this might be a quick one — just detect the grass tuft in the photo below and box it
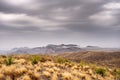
[57,57,65,64]
[95,68,106,76]
[32,55,40,64]
[5,56,14,66]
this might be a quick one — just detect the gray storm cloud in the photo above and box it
[0,0,120,50]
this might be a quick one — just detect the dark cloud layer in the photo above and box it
[0,0,120,50]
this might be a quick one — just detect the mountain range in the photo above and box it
[6,44,81,54]
[0,44,120,54]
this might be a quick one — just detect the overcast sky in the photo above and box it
[0,0,120,50]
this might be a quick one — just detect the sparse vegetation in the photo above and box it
[0,54,118,80]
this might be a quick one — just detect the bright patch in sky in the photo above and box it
[103,2,120,9]
[5,0,32,5]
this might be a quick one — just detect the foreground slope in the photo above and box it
[0,54,120,80]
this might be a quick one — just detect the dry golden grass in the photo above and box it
[0,54,119,80]
[0,73,4,80]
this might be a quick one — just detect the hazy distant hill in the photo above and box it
[0,50,7,54]
[7,44,81,54]
[84,46,120,52]
[1,44,120,55]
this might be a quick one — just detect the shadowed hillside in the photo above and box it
[59,51,120,68]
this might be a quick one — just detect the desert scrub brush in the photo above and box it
[53,67,60,72]
[51,73,58,80]
[14,59,26,64]
[5,76,12,80]
[2,65,16,75]
[45,68,54,73]
[22,75,31,80]
[62,72,73,80]
[71,70,81,76]
[95,67,106,77]
[85,75,92,80]
[35,66,41,72]
[14,67,27,76]
[42,71,51,78]
[31,55,40,65]
[87,69,93,75]
[117,69,120,76]
[33,72,41,79]
[79,73,86,79]
[0,73,5,80]
[73,76,80,80]
[57,57,66,64]
[39,56,46,62]
[79,61,86,67]
[116,69,120,80]
[5,56,14,66]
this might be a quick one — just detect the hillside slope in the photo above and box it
[59,51,120,68]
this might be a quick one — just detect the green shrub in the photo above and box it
[57,57,66,64]
[5,56,14,66]
[32,55,40,64]
[95,68,106,76]
[116,69,120,77]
